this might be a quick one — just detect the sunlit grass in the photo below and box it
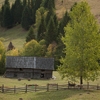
[1,71,100,100]
[0,25,28,49]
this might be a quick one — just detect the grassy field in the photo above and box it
[0,25,28,49]
[0,71,100,100]
[1,89,100,100]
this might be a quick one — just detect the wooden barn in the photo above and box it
[5,56,54,79]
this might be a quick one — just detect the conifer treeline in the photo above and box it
[0,0,55,28]
[0,0,70,69]
[0,0,40,29]
[0,0,70,38]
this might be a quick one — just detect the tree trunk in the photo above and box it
[80,75,83,84]
[80,75,83,89]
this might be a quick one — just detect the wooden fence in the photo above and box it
[0,82,100,93]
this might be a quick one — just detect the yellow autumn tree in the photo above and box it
[0,41,5,74]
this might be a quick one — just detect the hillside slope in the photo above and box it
[0,0,100,49]
[0,0,100,19]
[55,0,100,22]
[0,25,28,49]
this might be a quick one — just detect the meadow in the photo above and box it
[0,25,28,49]
[1,71,100,100]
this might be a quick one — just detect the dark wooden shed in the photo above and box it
[5,56,54,79]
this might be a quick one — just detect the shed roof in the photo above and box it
[5,56,54,70]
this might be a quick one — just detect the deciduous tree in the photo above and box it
[0,41,5,74]
[58,1,100,84]
[21,40,43,56]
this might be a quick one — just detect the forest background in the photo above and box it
[0,0,100,76]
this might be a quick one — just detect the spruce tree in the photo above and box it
[58,10,70,36]
[37,16,46,41]
[41,0,55,9]
[26,26,35,42]
[34,0,42,10]
[4,0,10,7]
[45,9,54,26]
[3,5,12,28]
[21,5,33,30]
[28,0,31,7]
[47,0,55,10]
[0,0,10,27]
[41,0,48,8]
[10,3,15,26]
[45,16,57,45]
[31,0,35,24]
[23,0,27,8]
[13,0,23,24]
[31,0,36,8]
[32,0,42,24]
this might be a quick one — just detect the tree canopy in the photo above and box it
[58,1,100,84]
[26,26,35,42]
[21,40,43,56]
[0,41,5,74]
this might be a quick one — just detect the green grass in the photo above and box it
[0,25,28,49]
[0,71,67,87]
[1,89,100,100]
[1,71,100,100]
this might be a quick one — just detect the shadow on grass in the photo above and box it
[29,89,85,100]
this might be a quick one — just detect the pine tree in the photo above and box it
[41,0,48,8]
[10,3,15,26]
[21,5,33,30]
[0,0,10,27]
[13,0,23,24]
[45,16,57,45]
[34,0,42,10]
[41,0,55,9]
[3,5,12,28]
[31,0,35,8]
[45,9,54,26]
[47,0,55,10]
[58,10,70,36]
[28,0,31,7]
[26,26,35,42]
[53,14,58,27]
[37,16,46,41]
[32,0,42,24]
[23,0,27,8]
[4,0,10,7]
[31,0,35,24]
